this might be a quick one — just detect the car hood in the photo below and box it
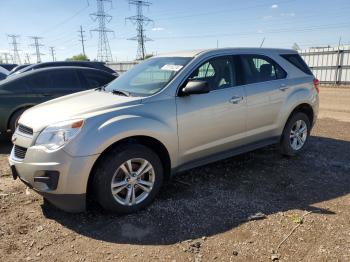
[19,90,142,133]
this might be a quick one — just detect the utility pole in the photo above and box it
[49,46,56,61]
[29,36,44,63]
[78,25,87,57]
[126,0,153,60]
[8,34,22,65]
[90,0,113,62]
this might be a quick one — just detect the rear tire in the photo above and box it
[92,144,164,214]
[280,112,311,156]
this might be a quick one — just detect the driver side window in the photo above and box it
[187,56,235,91]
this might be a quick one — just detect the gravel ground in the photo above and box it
[0,88,349,261]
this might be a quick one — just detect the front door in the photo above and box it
[176,55,247,165]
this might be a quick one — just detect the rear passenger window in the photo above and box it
[240,55,286,84]
[27,73,51,89]
[50,70,81,89]
[281,54,313,75]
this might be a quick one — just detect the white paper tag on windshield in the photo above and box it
[161,64,183,71]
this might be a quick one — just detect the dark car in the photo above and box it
[11,61,118,76]
[0,66,116,134]
[9,64,32,75]
[0,64,18,71]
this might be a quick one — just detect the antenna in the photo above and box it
[90,0,114,62]
[260,37,265,48]
[126,0,153,60]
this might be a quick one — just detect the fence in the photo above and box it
[107,61,140,74]
[299,45,350,85]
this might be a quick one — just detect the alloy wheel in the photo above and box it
[110,158,155,206]
[290,119,308,150]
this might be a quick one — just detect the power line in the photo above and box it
[78,25,87,56]
[151,22,350,41]
[41,3,90,36]
[29,36,44,63]
[49,46,56,61]
[90,0,114,62]
[126,0,153,60]
[7,34,22,65]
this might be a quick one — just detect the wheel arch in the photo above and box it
[7,105,33,131]
[287,103,314,126]
[86,135,172,198]
[280,103,314,143]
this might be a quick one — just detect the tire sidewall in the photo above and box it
[94,144,163,213]
[281,112,311,156]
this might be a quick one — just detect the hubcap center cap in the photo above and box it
[128,175,138,185]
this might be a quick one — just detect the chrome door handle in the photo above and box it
[279,84,289,91]
[229,96,243,104]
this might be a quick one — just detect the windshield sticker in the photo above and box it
[161,64,184,71]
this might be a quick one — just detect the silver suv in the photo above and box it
[9,48,319,213]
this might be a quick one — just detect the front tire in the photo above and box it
[92,144,164,214]
[280,112,311,156]
[9,108,27,134]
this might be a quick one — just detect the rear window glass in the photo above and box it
[281,54,313,75]
[240,55,287,84]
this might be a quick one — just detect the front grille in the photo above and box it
[18,124,33,136]
[14,145,27,160]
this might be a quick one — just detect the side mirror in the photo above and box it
[182,80,210,95]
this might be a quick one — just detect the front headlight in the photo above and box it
[35,119,85,150]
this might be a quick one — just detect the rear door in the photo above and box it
[239,54,287,141]
[176,55,247,164]
[28,69,83,100]
[25,71,54,103]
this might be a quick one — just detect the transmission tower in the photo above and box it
[90,0,113,62]
[24,53,31,64]
[126,0,153,60]
[49,47,56,61]
[78,25,87,57]
[1,53,12,64]
[29,36,44,63]
[8,34,22,65]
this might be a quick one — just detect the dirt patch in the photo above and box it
[1,118,350,261]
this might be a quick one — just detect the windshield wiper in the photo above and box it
[111,89,131,97]
[95,84,107,91]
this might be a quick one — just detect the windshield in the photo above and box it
[105,57,192,96]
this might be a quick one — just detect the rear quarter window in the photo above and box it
[281,54,313,75]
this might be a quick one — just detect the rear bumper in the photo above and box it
[8,144,99,213]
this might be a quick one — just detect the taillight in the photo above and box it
[313,78,320,94]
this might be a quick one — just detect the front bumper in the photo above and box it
[8,140,99,213]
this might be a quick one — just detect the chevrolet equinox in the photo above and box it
[9,48,319,213]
